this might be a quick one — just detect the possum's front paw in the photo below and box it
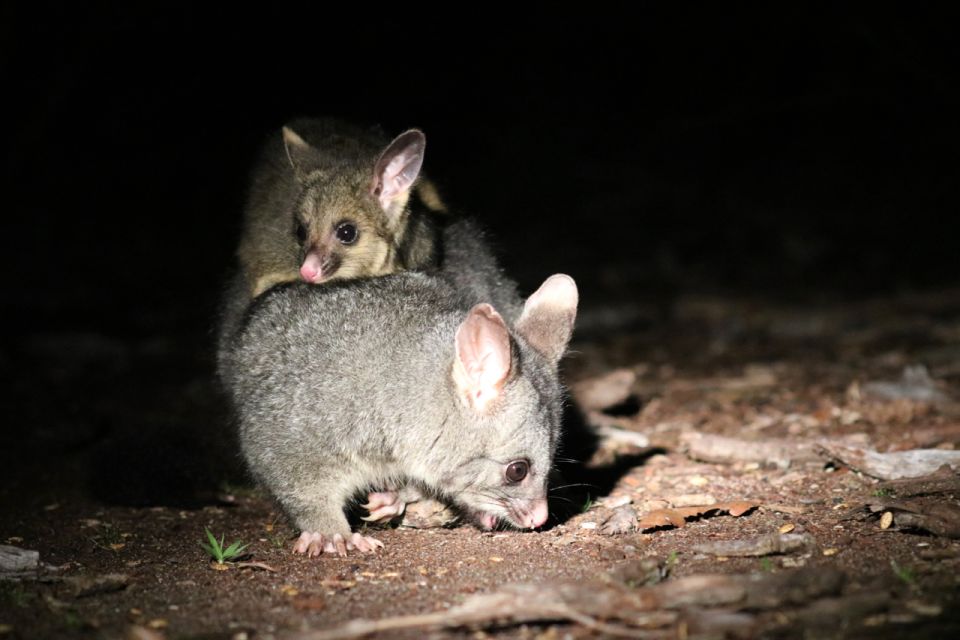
[361,491,408,522]
[293,531,384,557]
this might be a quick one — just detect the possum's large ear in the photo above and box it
[282,126,315,180]
[516,275,579,364]
[452,303,512,414]
[372,129,425,218]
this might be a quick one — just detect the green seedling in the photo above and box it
[890,559,916,588]
[759,557,774,572]
[873,488,894,498]
[200,527,249,565]
[581,494,594,513]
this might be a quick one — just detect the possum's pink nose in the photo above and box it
[523,498,549,529]
[299,252,324,283]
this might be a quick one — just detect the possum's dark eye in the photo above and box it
[335,221,359,245]
[504,460,529,483]
[294,221,307,244]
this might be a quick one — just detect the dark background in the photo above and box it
[6,5,959,339]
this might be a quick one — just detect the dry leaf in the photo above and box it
[639,501,758,531]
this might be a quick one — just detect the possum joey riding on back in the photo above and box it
[237,118,442,298]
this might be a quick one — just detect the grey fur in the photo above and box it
[219,272,577,539]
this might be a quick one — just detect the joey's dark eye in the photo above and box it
[505,460,529,483]
[295,221,307,244]
[335,221,359,245]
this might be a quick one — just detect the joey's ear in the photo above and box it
[372,129,425,215]
[515,274,578,364]
[282,126,315,179]
[452,303,512,414]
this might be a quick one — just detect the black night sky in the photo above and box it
[5,5,959,335]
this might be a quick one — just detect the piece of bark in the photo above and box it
[592,423,650,449]
[0,545,39,579]
[571,368,637,411]
[654,567,844,610]
[788,591,891,628]
[63,573,130,598]
[872,464,960,497]
[818,443,960,480]
[741,568,846,609]
[862,365,950,404]
[681,432,820,468]
[683,609,756,637]
[601,505,639,535]
[691,532,814,557]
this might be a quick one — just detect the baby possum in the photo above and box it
[220,271,578,556]
[237,117,444,299]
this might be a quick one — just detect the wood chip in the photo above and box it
[778,523,796,534]
[125,624,165,640]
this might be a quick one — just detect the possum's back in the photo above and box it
[222,273,464,455]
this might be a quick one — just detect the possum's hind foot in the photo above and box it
[361,491,408,522]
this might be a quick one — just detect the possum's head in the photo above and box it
[438,275,578,531]
[282,126,425,284]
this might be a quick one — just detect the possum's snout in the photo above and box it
[515,497,549,529]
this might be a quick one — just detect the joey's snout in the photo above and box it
[300,246,341,283]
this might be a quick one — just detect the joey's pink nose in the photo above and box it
[300,252,324,283]
[524,498,549,529]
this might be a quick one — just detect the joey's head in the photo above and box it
[438,275,578,531]
[281,126,426,284]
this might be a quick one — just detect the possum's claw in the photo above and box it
[361,491,407,522]
[293,531,327,557]
[293,530,383,557]
[347,532,384,553]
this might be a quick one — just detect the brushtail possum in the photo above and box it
[237,117,444,299]
[219,271,578,556]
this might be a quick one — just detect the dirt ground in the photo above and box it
[4,285,960,639]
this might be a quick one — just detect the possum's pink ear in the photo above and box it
[282,126,316,180]
[453,303,512,414]
[516,274,578,364]
[372,129,425,216]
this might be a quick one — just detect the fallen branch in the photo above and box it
[691,532,814,557]
[681,432,820,468]
[817,443,960,480]
[0,545,39,580]
[865,499,960,538]
[295,567,844,639]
